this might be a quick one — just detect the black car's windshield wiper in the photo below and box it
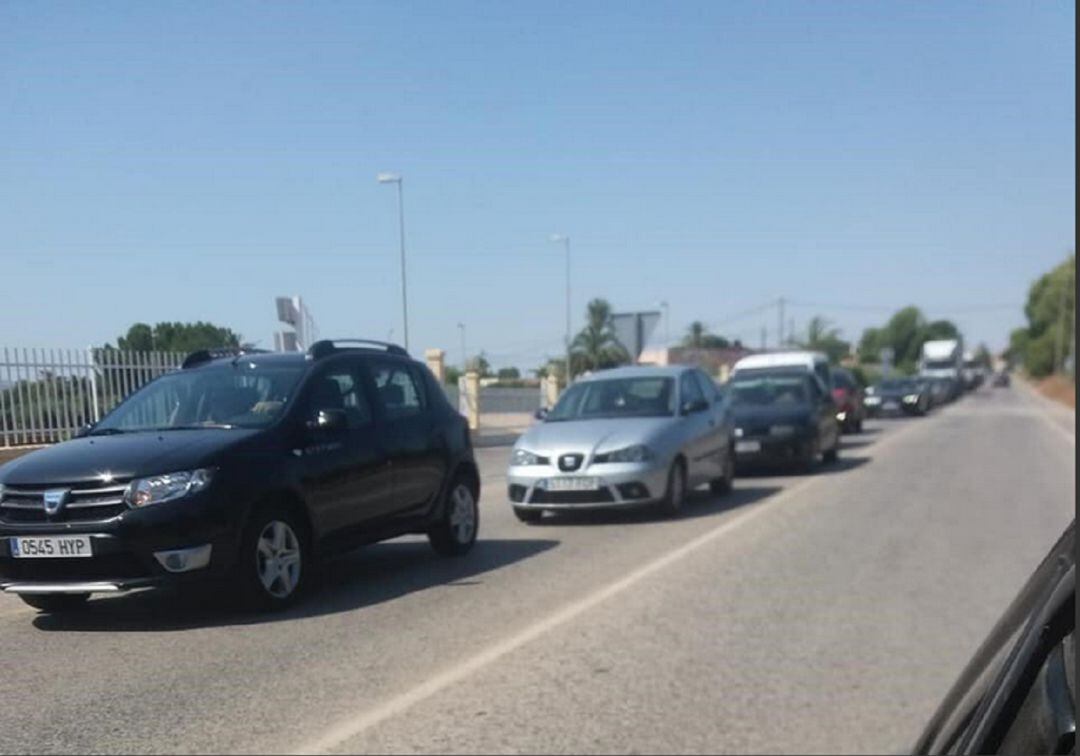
[155,424,235,431]
[85,427,128,436]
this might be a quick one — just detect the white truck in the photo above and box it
[919,339,963,384]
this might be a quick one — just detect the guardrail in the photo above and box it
[0,348,184,447]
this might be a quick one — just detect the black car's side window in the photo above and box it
[369,361,426,420]
[306,368,372,429]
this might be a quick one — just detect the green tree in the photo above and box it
[682,321,730,349]
[570,299,631,376]
[1011,254,1075,377]
[466,352,492,377]
[801,315,851,364]
[444,366,462,385]
[497,367,521,381]
[114,321,242,353]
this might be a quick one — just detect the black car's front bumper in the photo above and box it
[0,494,242,594]
[732,431,815,467]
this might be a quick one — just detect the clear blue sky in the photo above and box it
[1,1,1074,368]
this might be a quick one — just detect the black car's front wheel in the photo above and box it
[239,506,308,611]
[19,593,90,613]
[429,476,479,556]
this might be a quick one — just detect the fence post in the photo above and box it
[543,375,560,409]
[464,370,480,431]
[424,348,446,383]
[87,347,100,423]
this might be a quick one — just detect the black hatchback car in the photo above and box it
[0,340,480,613]
[726,369,841,471]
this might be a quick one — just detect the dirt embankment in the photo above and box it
[1034,373,1076,409]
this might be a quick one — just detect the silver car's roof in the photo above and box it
[576,365,693,382]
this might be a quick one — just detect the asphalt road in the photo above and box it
[0,383,1073,754]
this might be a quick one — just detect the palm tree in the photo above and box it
[570,299,630,377]
[684,321,707,348]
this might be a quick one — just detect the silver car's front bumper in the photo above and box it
[507,461,670,509]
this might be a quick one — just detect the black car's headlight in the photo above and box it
[595,444,653,463]
[124,469,214,508]
[903,394,920,404]
[511,449,548,466]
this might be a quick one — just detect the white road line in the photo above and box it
[294,417,929,755]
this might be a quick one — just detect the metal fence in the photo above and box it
[0,348,185,447]
[477,386,544,414]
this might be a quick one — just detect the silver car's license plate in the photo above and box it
[735,440,762,453]
[547,477,599,491]
[10,535,93,559]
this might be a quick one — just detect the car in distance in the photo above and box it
[507,366,734,522]
[830,367,865,433]
[0,339,480,613]
[992,370,1011,388]
[726,369,840,471]
[864,378,931,417]
[914,520,1074,755]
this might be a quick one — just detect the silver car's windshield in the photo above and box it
[547,377,675,421]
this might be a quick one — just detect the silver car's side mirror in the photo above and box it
[534,407,549,421]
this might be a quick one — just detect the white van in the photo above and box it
[731,351,833,392]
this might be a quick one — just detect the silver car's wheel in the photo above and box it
[256,520,303,599]
[661,461,687,517]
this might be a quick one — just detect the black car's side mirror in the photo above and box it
[307,409,348,432]
[534,407,549,421]
[681,398,710,415]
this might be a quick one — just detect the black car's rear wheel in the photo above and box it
[19,593,90,613]
[429,476,480,556]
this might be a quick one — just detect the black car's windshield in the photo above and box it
[728,375,809,406]
[94,362,307,432]
[879,379,917,392]
[547,377,675,420]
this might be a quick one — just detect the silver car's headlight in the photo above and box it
[596,444,653,463]
[511,448,546,466]
[124,469,214,508]
[903,394,919,403]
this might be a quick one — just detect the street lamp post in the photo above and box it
[377,172,409,351]
[550,234,571,385]
[658,301,670,348]
[457,322,467,372]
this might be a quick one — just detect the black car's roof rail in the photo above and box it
[181,347,269,369]
[307,339,409,360]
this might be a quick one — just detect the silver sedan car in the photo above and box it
[507,366,735,522]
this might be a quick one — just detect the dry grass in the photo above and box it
[1035,373,1076,409]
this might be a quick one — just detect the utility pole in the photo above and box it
[777,297,785,348]
[760,325,767,351]
[457,322,467,371]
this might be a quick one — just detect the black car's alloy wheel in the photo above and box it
[430,476,479,556]
[239,506,308,611]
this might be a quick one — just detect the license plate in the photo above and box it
[547,477,599,491]
[883,401,899,411]
[10,536,93,559]
[735,440,762,453]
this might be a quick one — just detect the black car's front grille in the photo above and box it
[0,482,129,524]
[529,488,615,505]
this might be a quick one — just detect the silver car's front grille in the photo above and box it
[0,483,129,523]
